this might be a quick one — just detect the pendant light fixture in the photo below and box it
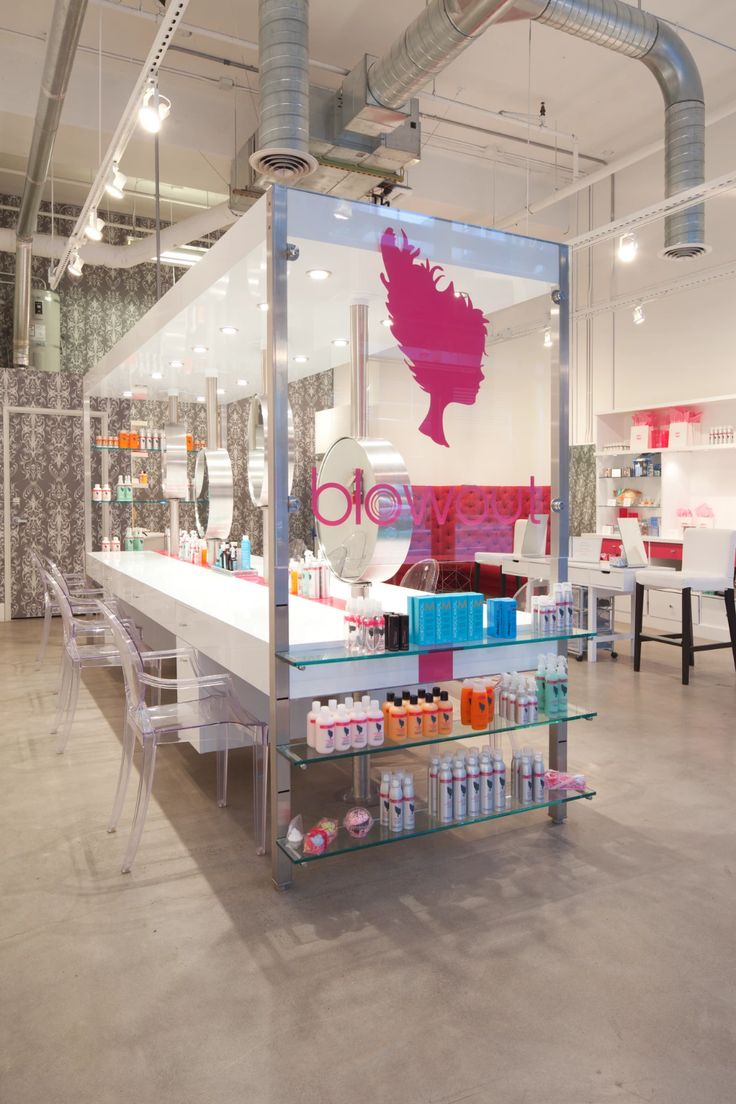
[105,162,127,199]
[633,303,646,325]
[618,233,638,263]
[84,207,105,241]
[68,251,84,278]
[139,78,171,134]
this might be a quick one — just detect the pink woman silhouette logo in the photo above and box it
[380,227,488,449]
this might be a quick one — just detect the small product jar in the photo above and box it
[101,537,111,552]
[118,430,130,448]
[129,430,140,449]
[92,483,102,503]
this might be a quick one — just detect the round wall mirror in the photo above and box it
[195,448,234,539]
[315,436,413,584]
[247,394,295,507]
[162,423,188,500]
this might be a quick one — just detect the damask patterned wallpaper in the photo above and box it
[569,444,596,537]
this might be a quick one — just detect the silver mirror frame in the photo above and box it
[315,435,414,584]
[162,423,189,500]
[247,394,295,507]
[195,447,234,539]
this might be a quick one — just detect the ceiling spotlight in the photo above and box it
[633,303,646,325]
[331,338,348,348]
[618,232,638,263]
[139,79,171,134]
[122,390,132,398]
[381,319,392,328]
[191,345,208,354]
[151,371,163,380]
[257,302,269,312]
[169,359,183,368]
[219,325,239,335]
[237,378,248,386]
[84,207,104,242]
[196,395,206,403]
[105,162,127,199]
[68,251,84,278]
[543,327,553,348]
[333,201,352,221]
[306,268,331,281]
[293,355,309,364]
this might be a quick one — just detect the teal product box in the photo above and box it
[435,595,454,645]
[487,597,517,638]
[452,594,469,642]
[467,593,485,641]
[410,594,437,646]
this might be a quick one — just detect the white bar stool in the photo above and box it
[633,528,736,685]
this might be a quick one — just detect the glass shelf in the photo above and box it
[277,786,597,864]
[277,626,594,669]
[93,445,202,454]
[92,498,204,506]
[278,703,596,765]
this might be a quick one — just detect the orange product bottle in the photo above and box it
[460,680,473,726]
[484,680,496,724]
[382,692,395,731]
[470,681,489,731]
[118,430,129,448]
[422,691,439,739]
[186,433,194,452]
[129,430,140,449]
[406,695,424,742]
[389,697,407,743]
[438,690,454,736]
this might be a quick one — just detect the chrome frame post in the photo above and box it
[83,397,92,554]
[266,186,293,890]
[167,390,180,558]
[549,244,571,823]
[204,371,220,565]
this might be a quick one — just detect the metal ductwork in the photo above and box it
[249,0,317,183]
[365,0,706,259]
[13,0,89,367]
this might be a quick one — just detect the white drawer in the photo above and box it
[647,590,701,624]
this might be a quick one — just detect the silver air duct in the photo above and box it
[366,0,705,258]
[13,0,89,366]
[249,0,317,183]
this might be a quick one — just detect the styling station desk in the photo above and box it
[475,552,646,663]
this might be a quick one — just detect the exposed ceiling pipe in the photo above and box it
[12,0,89,366]
[0,201,237,270]
[364,0,706,258]
[249,0,317,182]
[496,96,736,232]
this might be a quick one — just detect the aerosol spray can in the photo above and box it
[379,772,391,827]
[480,752,493,814]
[389,776,403,832]
[520,755,533,805]
[453,757,467,820]
[402,773,415,831]
[533,753,546,803]
[466,755,480,817]
[439,759,453,822]
[492,751,506,811]
[428,756,440,818]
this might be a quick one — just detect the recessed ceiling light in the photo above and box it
[293,355,309,364]
[237,378,248,386]
[196,395,205,403]
[381,319,392,328]
[257,302,269,312]
[151,371,163,380]
[217,387,225,395]
[331,338,348,348]
[122,390,132,398]
[219,325,238,335]
[306,269,331,281]
[169,359,183,368]
[191,345,208,353]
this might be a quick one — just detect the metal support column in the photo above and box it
[83,397,92,554]
[167,390,180,558]
[549,247,571,824]
[204,371,220,566]
[266,186,293,889]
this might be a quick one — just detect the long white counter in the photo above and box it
[86,551,546,705]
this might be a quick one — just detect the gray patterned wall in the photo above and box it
[569,443,596,537]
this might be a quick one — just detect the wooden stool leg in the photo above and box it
[633,583,644,671]
[724,588,736,673]
[681,587,692,686]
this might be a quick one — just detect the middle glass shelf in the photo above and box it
[277,626,595,669]
[277,703,596,765]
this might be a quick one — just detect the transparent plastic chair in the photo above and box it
[45,574,186,756]
[400,558,440,593]
[97,602,269,873]
[31,551,109,668]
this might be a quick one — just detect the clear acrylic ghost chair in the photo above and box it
[400,558,440,593]
[98,602,268,873]
[46,574,189,755]
[32,551,111,668]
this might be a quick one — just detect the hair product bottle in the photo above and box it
[307,700,321,749]
[438,690,454,735]
[406,695,424,742]
[351,700,368,749]
[460,680,473,726]
[439,759,454,822]
[315,706,336,755]
[402,773,415,831]
[389,696,407,742]
[480,752,493,814]
[379,772,391,826]
[389,777,404,832]
[470,681,489,731]
[334,705,352,752]
[428,756,440,817]
[367,700,385,747]
[452,757,467,820]
[466,755,480,816]
[492,751,506,811]
[533,753,546,802]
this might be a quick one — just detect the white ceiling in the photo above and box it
[1,0,735,226]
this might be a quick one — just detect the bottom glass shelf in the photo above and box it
[277,786,596,865]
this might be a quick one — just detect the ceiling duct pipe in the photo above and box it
[13,0,89,366]
[366,0,705,258]
[249,0,317,183]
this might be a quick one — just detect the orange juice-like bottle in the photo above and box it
[406,695,424,742]
[484,681,496,724]
[438,690,454,736]
[470,681,489,731]
[460,680,473,726]
[422,691,439,739]
[382,692,395,731]
[389,698,407,742]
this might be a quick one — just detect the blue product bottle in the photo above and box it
[240,533,251,571]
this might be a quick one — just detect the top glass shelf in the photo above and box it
[277,626,594,669]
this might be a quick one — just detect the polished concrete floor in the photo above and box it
[1,617,735,1104]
